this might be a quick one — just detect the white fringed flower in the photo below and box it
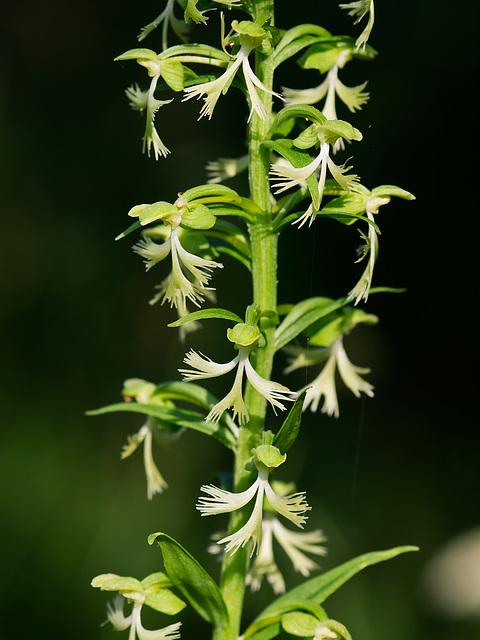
[106,595,182,640]
[180,345,295,424]
[347,195,389,304]
[206,154,249,183]
[126,76,173,159]
[284,63,368,151]
[197,446,310,555]
[270,143,358,228]
[340,0,375,50]
[121,419,168,499]
[134,227,223,309]
[183,41,281,121]
[246,510,327,593]
[137,0,189,49]
[290,335,374,417]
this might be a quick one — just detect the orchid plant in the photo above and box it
[90,1,416,640]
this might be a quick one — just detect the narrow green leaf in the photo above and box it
[168,308,243,327]
[148,533,229,630]
[273,391,306,454]
[86,403,237,449]
[256,546,419,620]
[275,297,350,351]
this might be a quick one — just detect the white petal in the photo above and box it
[218,482,265,555]
[335,336,374,398]
[283,76,329,106]
[106,594,132,631]
[197,477,260,515]
[303,347,339,417]
[244,358,295,413]
[143,426,168,499]
[264,480,310,528]
[183,56,242,120]
[133,236,172,271]
[270,151,323,194]
[180,350,239,381]
[271,518,327,577]
[136,606,182,640]
[247,518,286,594]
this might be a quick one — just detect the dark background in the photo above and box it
[1,1,479,639]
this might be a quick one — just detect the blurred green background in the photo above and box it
[1,1,479,639]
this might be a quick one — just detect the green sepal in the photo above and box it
[148,533,229,630]
[252,444,286,469]
[272,24,332,67]
[263,139,320,211]
[91,573,143,593]
[371,185,416,200]
[281,611,324,636]
[180,203,217,230]
[255,546,419,621]
[144,585,187,615]
[168,308,243,327]
[228,323,262,347]
[161,60,185,92]
[270,104,326,135]
[130,201,178,226]
[317,119,362,145]
[273,391,307,454]
[293,124,319,150]
[182,184,241,204]
[300,43,343,73]
[91,574,145,605]
[159,43,230,64]
[115,48,158,62]
[274,297,350,351]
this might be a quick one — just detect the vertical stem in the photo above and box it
[215,3,277,639]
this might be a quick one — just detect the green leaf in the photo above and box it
[86,402,237,449]
[115,219,142,241]
[148,533,229,630]
[256,546,419,620]
[275,297,350,351]
[144,586,187,615]
[168,308,243,327]
[273,391,306,454]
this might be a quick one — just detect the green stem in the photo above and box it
[215,3,277,639]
